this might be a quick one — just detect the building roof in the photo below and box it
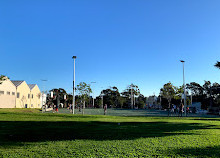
[28,84,36,90]
[11,81,25,87]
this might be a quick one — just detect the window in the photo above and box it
[0,91,4,95]
[7,91,10,95]
[12,92,15,95]
[31,104,33,107]
[32,94,33,98]
[17,93,20,98]
[28,94,30,99]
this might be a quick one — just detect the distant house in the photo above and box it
[40,93,47,107]
[146,96,157,108]
[0,78,16,108]
[12,80,31,108]
[28,84,41,108]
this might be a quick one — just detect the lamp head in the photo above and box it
[180,60,185,63]
[72,56,77,59]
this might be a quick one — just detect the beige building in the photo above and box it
[0,78,16,108]
[28,84,41,108]
[12,80,31,108]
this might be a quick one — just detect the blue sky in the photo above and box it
[1,0,220,97]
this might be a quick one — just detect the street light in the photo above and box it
[131,83,133,109]
[90,82,96,108]
[72,56,77,114]
[101,87,104,108]
[41,79,47,113]
[180,60,186,116]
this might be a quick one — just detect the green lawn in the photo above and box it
[0,109,220,157]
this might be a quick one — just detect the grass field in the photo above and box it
[0,109,220,157]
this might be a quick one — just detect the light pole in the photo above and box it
[72,56,77,114]
[90,82,96,108]
[131,83,133,109]
[41,79,47,113]
[180,60,186,116]
[101,87,104,108]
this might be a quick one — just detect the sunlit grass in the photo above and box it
[0,109,220,157]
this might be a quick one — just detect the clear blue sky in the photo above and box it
[1,0,220,97]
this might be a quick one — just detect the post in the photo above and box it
[102,95,104,108]
[41,91,44,113]
[41,79,47,112]
[180,60,187,117]
[91,82,96,108]
[134,95,135,108]
[101,88,104,108]
[72,56,77,114]
[131,84,133,109]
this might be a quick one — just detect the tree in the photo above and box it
[214,61,220,69]
[76,82,92,114]
[160,82,176,109]
[0,75,6,84]
[186,82,204,96]
[121,84,140,109]
[94,96,102,108]
[136,94,146,109]
[47,88,68,107]
[101,86,121,108]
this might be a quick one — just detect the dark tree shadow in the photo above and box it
[191,118,220,121]
[0,120,216,147]
[169,146,220,158]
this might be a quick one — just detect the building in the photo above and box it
[12,80,31,108]
[28,84,41,108]
[0,77,16,108]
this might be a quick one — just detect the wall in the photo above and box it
[15,81,30,108]
[0,79,16,108]
[30,85,41,108]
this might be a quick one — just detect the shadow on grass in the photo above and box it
[169,146,220,158]
[190,118,220,121]
[0,121,215,147]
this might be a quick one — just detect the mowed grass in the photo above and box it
[0,109,220,157]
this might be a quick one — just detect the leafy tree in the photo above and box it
[160,82,177,109]
[101,86,121,108]
[47,88,68,107]
[214,61,220,69]
[136,94,146,109]
[76,82,92,114]
[203,81,212,97]
[121,84,140,109]
[0,75,6,84]
[94,96,102,108]
[186,81,220,109]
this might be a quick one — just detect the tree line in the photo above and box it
[46,83,146,109]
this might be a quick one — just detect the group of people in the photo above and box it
[52,104,59,113]
[66,103,108,115]
[43,102,109,115]
[168,103,189,117]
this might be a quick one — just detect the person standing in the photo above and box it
[104,104,107,115]
[53,104,56,113]
[181,103,184,117]
[56,104,59,113]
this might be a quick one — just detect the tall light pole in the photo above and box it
[101,87,104,108]
[41,79,47,113]
[72,56,77,114]
[131,83,133,109]
[90,82,96,108]
[180,60,186,116]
